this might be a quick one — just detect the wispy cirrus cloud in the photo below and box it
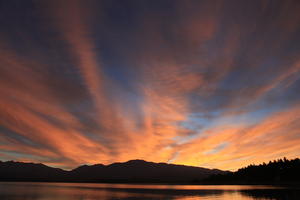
[170,104,300,170]
[0,0,299,170]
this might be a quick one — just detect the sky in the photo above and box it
[0,0,300,171]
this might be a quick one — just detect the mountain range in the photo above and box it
[0,160,226,183]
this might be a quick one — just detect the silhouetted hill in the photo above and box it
[0,161,67,182]
[70,159,225,183]
[204,157,300,184]
[0,160,225,183]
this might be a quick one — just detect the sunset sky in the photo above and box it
[0,0,300,171]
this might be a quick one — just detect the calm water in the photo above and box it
[0,182,299,200]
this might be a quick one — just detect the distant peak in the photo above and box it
[125,159,148,164]
[73,163,104,170]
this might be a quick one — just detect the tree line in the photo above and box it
[203,157,300,184]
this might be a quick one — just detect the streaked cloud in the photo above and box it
[0,0,299,170]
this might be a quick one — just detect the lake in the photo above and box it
[0,182,299,200]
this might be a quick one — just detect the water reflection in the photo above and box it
[0,182,299,200]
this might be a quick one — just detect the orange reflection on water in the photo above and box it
[0,182,289,200]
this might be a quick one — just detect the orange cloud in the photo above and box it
[1,0,300,171]
[170,104,300,170]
